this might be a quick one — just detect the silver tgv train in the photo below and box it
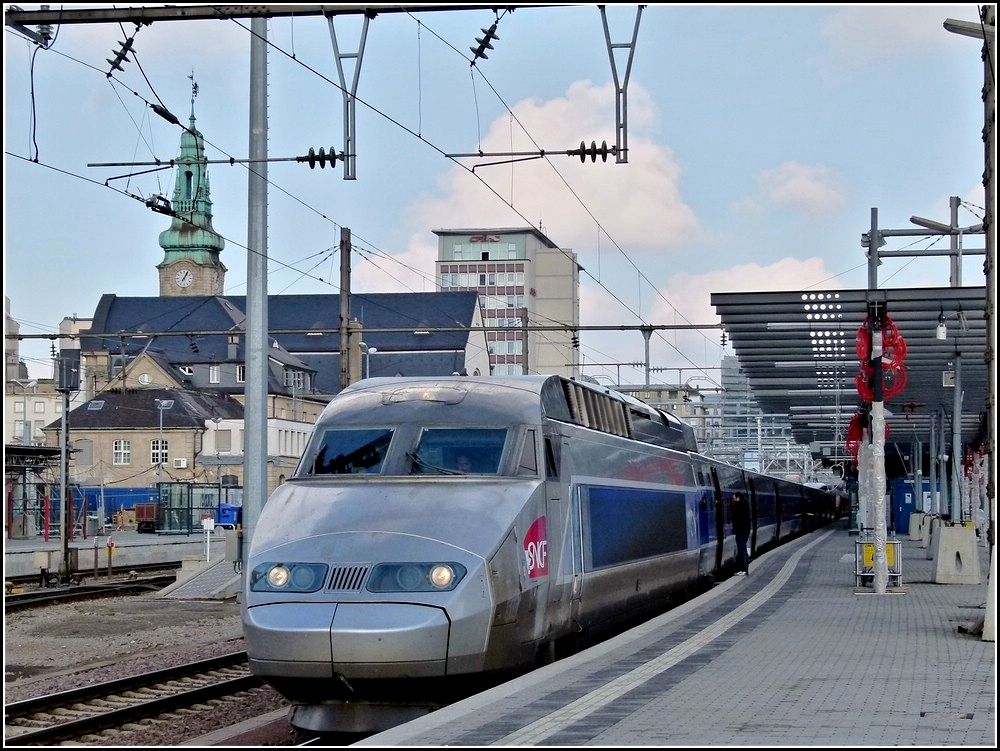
[241,375,839,733]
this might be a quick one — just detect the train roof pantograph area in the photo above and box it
[712,286,990,462]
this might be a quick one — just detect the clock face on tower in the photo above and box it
[175,267,194,288]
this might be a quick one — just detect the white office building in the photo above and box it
[433,228,581,378]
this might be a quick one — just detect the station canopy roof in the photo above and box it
[712,286,990,462]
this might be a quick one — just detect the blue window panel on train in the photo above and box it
[698,492,714,545]
[585,486,688,570]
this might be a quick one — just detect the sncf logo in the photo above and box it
[523,516,549,578]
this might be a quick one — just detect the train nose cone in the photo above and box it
[244,601,451,680]
[331,603,450,678]
[244,602,338,676]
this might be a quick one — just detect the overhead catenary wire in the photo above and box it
[12,8,734,383]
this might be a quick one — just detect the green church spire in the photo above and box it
[157,76,225,266]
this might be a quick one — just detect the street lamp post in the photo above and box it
[154,398,174,484]
[361,342,377,379]
[12,378,37,444]
[212,417,223,503]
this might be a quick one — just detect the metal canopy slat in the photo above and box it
[712,287,989,456]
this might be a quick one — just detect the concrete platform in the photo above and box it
[3,528,227,579]
[359,519,995,747]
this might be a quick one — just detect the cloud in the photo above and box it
[573,255,843,384]
[755,161,845,218]
[645,257,840,369]
[821,5,982,68]
[354,232,439,294]
[405,79,701,253]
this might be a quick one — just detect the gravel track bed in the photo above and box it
[4,593,306,745]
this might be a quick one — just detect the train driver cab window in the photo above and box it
[409,427,507,475]
[308,428,393,475]
[516,429,538,476]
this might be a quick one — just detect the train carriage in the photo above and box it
[241,375,838,733]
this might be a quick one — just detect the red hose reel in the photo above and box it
[854,315,908,401]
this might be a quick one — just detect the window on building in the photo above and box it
[284,370,308,390]
[179,366,194,376]
[209,364,220,383]
[14,401,24,414]
[152,438,169,466]
[236,365,246,383]
[34,401,45,413]
[216,430,232,452]
[113,439,132,465]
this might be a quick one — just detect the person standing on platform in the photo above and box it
[731,492,751,576]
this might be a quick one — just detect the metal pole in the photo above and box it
[929,411,938,514]
[952,354,963,520]
[58,386,71,583]
[949,195,961,287]
[157,402,164,484]
[242,15,269,584]
[938,406,949,516]
[914,438,923,513]
[22,392,30,444]
[641,327,652,386]
[339,227,351,390]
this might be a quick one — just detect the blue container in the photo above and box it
[217,503,242,528]
[892,478,934,534]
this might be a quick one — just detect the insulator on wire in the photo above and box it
[578,140,611,163]
[304,147,339,169]
[151,104,180,126]
[107,38,135,75]
[471,22,500,64]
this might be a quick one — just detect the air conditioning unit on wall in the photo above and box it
[173,457,188,469]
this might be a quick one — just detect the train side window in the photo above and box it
[517,430,538,476]
[544,437,559,479]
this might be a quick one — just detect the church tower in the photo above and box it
[157,77,227,297]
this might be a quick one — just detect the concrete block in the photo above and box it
[908,512,925,542]
[984,545,995,642]
[924,516,939,556]
[181,555,205,572]
[931,525,981,584]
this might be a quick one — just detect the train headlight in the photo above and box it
[268,565,290,588]
[367,562,467,592]
[429,564,455,588]
[250,562,328,593]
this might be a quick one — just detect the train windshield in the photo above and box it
[409,428,507,475]
[308,428,394,475]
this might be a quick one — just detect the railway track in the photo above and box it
[6,561,182,589]
[4,651,263,746]
[4,575,180,613]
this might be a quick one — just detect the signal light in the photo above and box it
[579,140,611,163]
[304,147,339,169]
[470,22,500,64]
